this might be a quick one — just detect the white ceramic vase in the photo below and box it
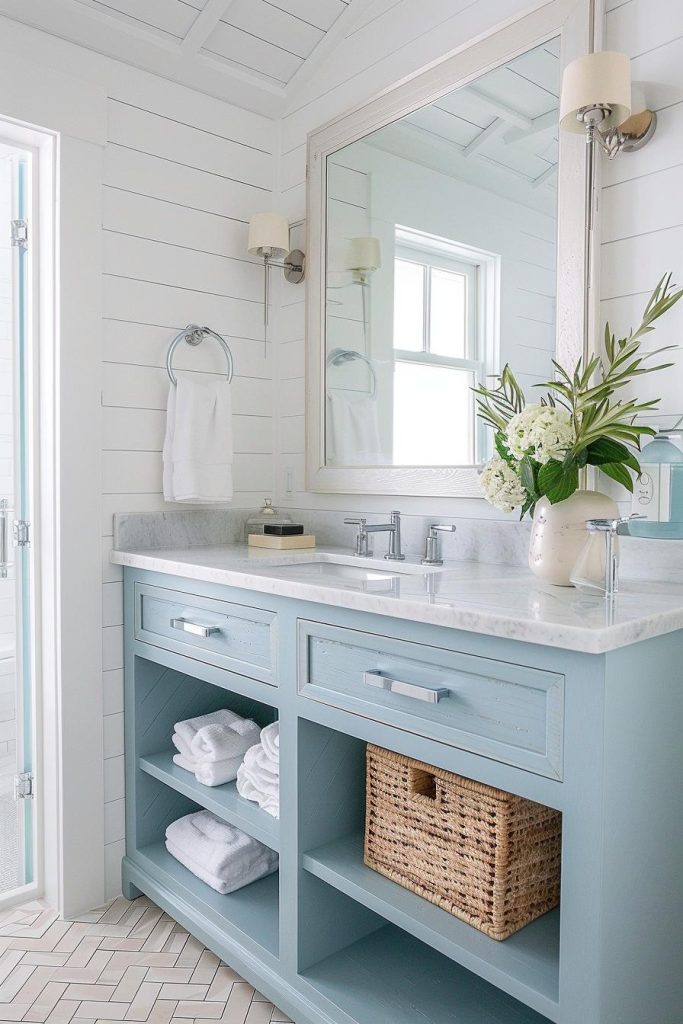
[528,489,619,587]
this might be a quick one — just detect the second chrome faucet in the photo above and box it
[344,511,405,560]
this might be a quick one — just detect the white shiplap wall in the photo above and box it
[98,84,274,896]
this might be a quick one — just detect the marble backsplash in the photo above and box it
[113,506,683,582]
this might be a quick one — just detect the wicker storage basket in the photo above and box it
[364,744,561,940]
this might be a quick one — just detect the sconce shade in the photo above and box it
[248,212,290,257]
[348,236,382,272]
[560,51,631,132]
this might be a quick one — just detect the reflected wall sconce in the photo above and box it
[247,212,305,352]
[559,50,656,159]
[345,236,382,285]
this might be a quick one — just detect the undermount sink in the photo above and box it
[255,555,442,589]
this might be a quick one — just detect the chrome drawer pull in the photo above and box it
[171,617,222,638]
[363,670,449,704]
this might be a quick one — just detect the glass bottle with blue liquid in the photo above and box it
[630,431,683,538]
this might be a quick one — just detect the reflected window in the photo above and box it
[392,228,492,464]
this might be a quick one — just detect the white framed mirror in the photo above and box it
[306,0,595,497]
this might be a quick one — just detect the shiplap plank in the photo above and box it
[601,226,683,300]
[103,276,264,341]
[102,362,272,415]
[104,145,267,221]
[266,0,346,33]
[203,22,303,85]
[224,0,323,59]
[103,232,263,304]
[102,187,252,259]
[102,407,272,454]
[102,451,273,494]
[602,165,683,245]
[606,0,683,60]
[102,321,272,380]
[107,101,272,190]
[279,415,305,455]
[85,0,198,39]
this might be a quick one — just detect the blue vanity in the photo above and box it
[116,547,682,1024]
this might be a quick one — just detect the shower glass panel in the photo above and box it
[0,145,35,899]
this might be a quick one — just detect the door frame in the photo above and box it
[0,51,106,916]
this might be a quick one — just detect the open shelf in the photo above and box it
[301,924,551,1024]
[303,832,559,1019]
[139,751,279,852]
[136,841,279,959]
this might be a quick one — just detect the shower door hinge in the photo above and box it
[14,772,34,800]
[11,219,28,250]
[13,520,30,547]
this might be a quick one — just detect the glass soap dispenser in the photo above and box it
[243,498,293,541]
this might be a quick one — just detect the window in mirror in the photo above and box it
[324,36,560,471]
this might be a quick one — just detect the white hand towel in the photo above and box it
[236,764,279,819]
[166,810,278,881]
[326,391,383,466]
[172,732,195,762]
[194,754,244,787]
[163,375,233,503]
[260,722,279,764]
[174,709,241,751]
[165,839,277,894]
[190,718,260,764]
[173,752,196,773]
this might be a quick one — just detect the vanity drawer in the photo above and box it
[298,621,563,779]
[135,583,277,684]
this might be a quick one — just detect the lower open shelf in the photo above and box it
[303,832,559,1018]
[134,842,279,959]
[301,924,551,1024]
[139,751,280,852]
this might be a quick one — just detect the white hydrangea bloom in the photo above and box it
[480,458,526,513]
[505,405,575,465]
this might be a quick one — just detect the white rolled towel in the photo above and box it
[166,838,276,895]
[243,742,279,783]
[190,717,260,764]
[166,811,278,890]
[174,709,241,752]
[173,752,196,774]
[194,754,244,787]
[260,721,279,764]
[236,763,279,819]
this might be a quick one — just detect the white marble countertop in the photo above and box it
[110,542,683,654]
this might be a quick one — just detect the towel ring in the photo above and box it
[327,347,377,398]
[166,324,234,386]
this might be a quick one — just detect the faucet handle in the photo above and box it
[344,517,367,527]
[585,513,644,534]
[422,523,455,566]
[344,517,372,558]
[428,523,456,536]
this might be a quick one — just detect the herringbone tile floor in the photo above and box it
[0,897,291,1024]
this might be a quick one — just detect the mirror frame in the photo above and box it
[305,0,597,497]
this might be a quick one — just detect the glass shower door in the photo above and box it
[0,148,35,899]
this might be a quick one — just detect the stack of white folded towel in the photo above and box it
[236,721,279,818]
[172,709,261,787]
[166,810,278,894]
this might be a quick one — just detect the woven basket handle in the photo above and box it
[408,766,443,808]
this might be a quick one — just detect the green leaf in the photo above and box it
[494,432,514,465]
[599,462,635,492]
[537,458,579,504]
[519,456,538,499]
[585,438,637,468]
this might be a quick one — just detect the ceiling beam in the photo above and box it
[466,87,533,131]
[283,0,374,109]
[504,110,557,145]
[463,118,505,158]
[181,0,235,55]
[532,163,557,189]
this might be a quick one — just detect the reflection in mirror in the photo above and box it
[324,38,561,469]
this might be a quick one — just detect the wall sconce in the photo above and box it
[346,236,382,285]
[247,212,305,351]
[560,50,657,159]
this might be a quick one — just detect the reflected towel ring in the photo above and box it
[327,347,377,398]
[166,324,234,386]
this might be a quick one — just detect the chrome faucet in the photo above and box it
[345,511,405,560]
[421,523,456,566]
